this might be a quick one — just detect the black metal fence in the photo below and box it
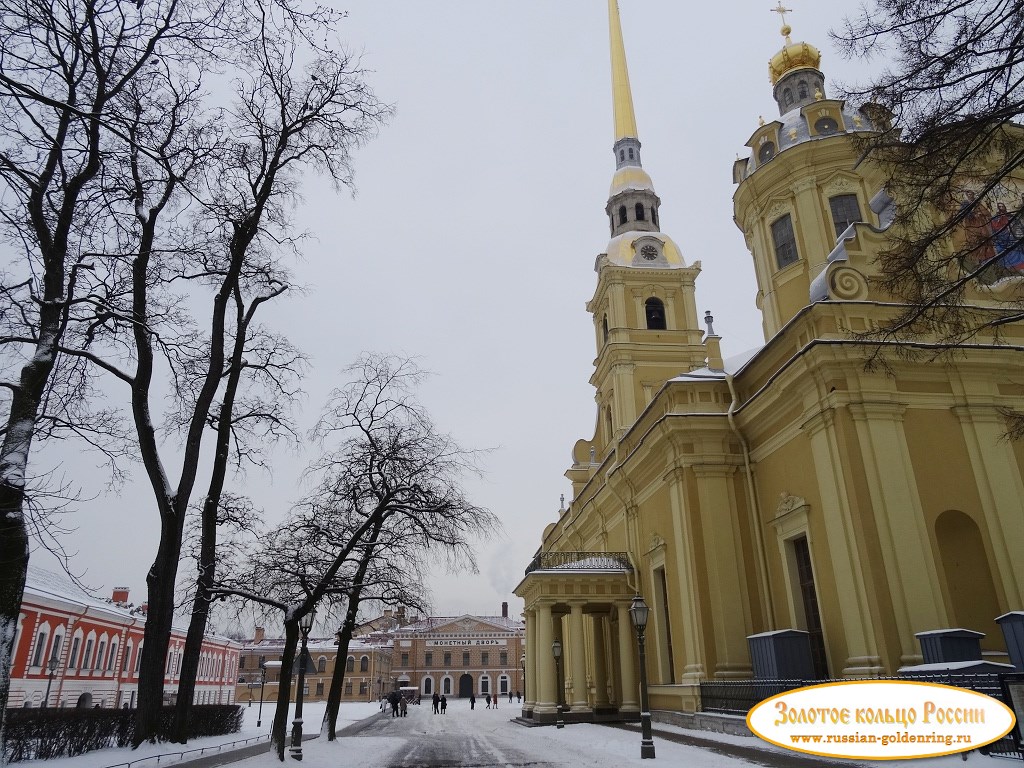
[524,551,632,575]
[699,673,1021,761]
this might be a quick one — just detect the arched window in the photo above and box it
[618,205,627,225]
[783,88,793,107]
[771,214,799,268]
[829,194,862,237]
[360,655,369,672]
[31,624,50,668]
[50,630,64,668]
[107,640,118,671]
[602,315,609,345]
[68,631,83,669]
[798,80,808,99]
[135,641,143,673]
[619,149,624,161]
[423,677,433,695]
[608,214,614,235]
[96,636,107,672]
[123,641,133,673]
[317,656,327,673]
[83,633,95,670]
[645,297,666,330]
[628,147,634,159]
[346,656,354,673]
[635,203,645,221]
[651,207,659,227]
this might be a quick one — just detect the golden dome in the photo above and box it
[768,27,821,85]
[604,232,686,269]
[609,166,655,198]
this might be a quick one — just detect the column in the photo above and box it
[535,603,556,713]
[665,465,706,682]
[524,609,536,712]
[850,402,945,663]
[616,602,638,712]
[803,410,883,675]
[693,464,753,678]
[569,602,589,712]
[592,615,609,707]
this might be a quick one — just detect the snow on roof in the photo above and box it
[669,346,763,382]
[397,614,524,634]
[898,660,1015,672]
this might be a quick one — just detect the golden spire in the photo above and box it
[772,2,794,43]
[608,0,638,141]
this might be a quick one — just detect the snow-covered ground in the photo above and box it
[22,700,1013,768]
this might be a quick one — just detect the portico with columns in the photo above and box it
[516,563,641,724]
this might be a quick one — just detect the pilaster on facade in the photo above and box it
[664,465,707,683]
[951,405,1024,608]
[801,408,884,675]
[849,401,944,664]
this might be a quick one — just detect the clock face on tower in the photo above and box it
[640,244,658,261]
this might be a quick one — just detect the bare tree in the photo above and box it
[0,0,227,744]
[832,1,1024,350]
[212,353,499,759]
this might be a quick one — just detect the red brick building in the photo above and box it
[10,567,240,708]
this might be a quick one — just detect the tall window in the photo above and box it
[344,682,352,695]
[31,630,48,668]
[424,677,433,694]
[618,205,627,225]
[499,651,507,666]
[68,636,81,669]
[602,316,609,345]
[83,639,94,670]
[401,652,409,666]
[798,80,808,99]
[318,657,327,673]
[645,297,666,330]
[96,640,106,671]
[635,202,645,221]
[481,651,489,665]
[444,651,451,667]
[239,655,246,669]
[316,681,325,696]
[829,194,862,237]
[359,681,367,694]
[771,214,799,268]
[462,651,470,666]
[360,656,369,672]
[346,656,354,673]
[652,206,659,227]
[783,88,793,107]
[425,652,433,667]
[792,536,829,679]
[107,641,117,671]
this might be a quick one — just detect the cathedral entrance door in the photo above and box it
[458,673,473,698]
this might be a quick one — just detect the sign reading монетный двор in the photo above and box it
[747,680,1016,760]
[425,639,509,646]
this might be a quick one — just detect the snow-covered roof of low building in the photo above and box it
[397,614,524,634]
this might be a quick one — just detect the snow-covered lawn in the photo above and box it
[18,701,1014,768]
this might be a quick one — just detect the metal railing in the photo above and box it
[699,673,1021,761]
[103,734,271,768]
[524,551,632,576]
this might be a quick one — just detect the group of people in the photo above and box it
[957,189,1024,276]
[383,689,414,718]
[431,691,448,713]
[383,688,524,715]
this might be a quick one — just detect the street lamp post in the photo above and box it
[42,654,58,707]
[628,595,656,759]
[290,607,316,761]
[256,661,269,727]
[551,639,564,729]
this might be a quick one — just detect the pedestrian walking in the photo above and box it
[432,691,440,714]
[516,690,521,703]
[389,690,399,718]
[470,693,476,710]
[508,690,513,703]
[380,696,387,712]
[485,692,491,709]
[400,697,408,717]
[440,694,448,714]
[492,691,498,709]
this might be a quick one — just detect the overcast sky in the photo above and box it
[33,1,875,632]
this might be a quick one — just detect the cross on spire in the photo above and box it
[771,2,793,26]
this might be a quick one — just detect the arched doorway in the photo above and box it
[76,692,92,708]
[458,673,473,698]
[935,510,1003,650]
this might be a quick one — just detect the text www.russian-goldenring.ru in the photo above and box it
[789,732,972,747]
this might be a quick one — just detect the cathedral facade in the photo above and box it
[514,1,1024,724]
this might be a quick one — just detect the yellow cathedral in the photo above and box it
[514,1,1024,725]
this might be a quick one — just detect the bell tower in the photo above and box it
[576,1,708,471]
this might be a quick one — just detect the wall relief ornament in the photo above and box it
[775,492,809,519]
[828,264,869,301]
[647,533,666,553]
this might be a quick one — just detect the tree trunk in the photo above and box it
[133,503,186,745]
[271,620,299,760]
[324,607,358,740]
[0,482,29,760]
[171,291,249,743]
